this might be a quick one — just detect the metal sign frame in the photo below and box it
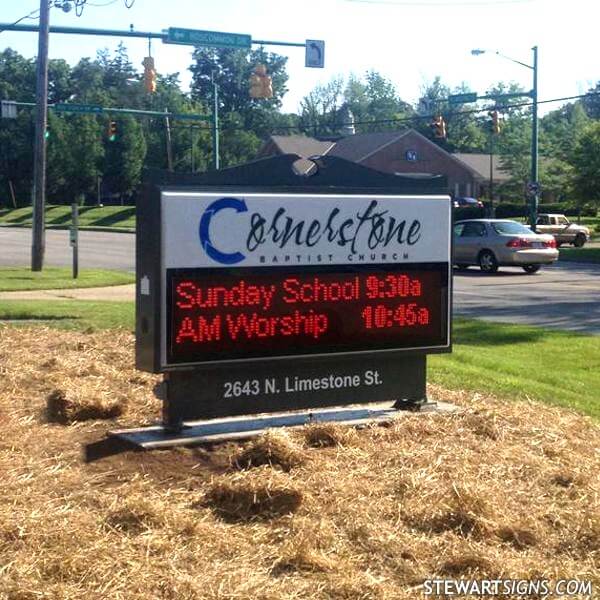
[135,155,452,428]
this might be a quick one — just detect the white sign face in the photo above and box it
[161,192,451,270]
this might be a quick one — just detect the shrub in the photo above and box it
[495,203,529,219]
[454,206,485,220]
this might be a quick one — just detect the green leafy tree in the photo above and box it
[570,121,600,206]
[299,71,413,137]
[581,81,600,119]
[0,48,35,101]
[189,46,289,148]
[345,70,413,133]
[62,115,104,202]
[103,115,146,196]
[298,77,345,137]
[538,102,589,201]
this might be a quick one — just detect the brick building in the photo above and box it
[257,129,510,199]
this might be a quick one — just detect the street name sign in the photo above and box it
[305,40,325,68]
[54,103,103,114]
[448,92,478,104]
[527,181,541,196]
[165,27,251,49]
[1,100,17,119]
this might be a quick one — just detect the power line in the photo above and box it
[197,90,600,134]
[345,0,534,6]
[0,5,46,35]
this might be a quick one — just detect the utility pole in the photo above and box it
[489,132,494,216]
[212,75,219,170]
[470,47,539,229]
[529,46,539,232]
[31,0,50,271]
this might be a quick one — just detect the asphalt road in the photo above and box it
[453,262,600,334]
[0,227,135,272]
[1,228,599,334]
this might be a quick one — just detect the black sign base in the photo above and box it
[162,354,429,431]
[109,401,440,450]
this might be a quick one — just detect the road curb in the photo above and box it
[0,224,134,234]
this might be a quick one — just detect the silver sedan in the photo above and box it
[454,219,559,274]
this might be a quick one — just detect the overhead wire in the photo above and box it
[165,90,600,133]
[345,0,534,5]
[0,4,48,35]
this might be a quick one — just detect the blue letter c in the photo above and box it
[199,197,248,265]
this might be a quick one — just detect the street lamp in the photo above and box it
[472,47,539,231]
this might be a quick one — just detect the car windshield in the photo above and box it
[491,221,533,235]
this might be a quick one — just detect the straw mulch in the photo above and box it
[0,325,599,599]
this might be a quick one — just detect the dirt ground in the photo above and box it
[0,326,599,599]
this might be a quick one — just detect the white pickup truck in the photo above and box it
[535,214,590,247]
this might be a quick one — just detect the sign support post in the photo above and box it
[70,203,79,279]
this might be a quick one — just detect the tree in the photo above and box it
[538,102,589,201]
[298,77,345,137]
[189,46,289,145]
[102,115,146,196]
[581,81,600,119]
[570,121,600,206]
[345,70,413,133]
[299,71,413,137]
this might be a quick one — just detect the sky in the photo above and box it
[1,0,598,117]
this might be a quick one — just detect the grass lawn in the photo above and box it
[429,318,599,419]
[0,300,598,419]
[580,216,600,234]
[0,205,135,230]
[559,246,600,263]
[0,299,133,330]
[0,267,134,291]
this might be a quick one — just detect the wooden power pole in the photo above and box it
[31,0,50,271]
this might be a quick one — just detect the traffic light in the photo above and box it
[249,64,273,99]
[431,115,446,139]
[143,56,157,93]
[489,110,501,134]
[107,121,117,142]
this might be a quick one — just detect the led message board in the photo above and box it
[168,266,447,365]
[152,192,451,370]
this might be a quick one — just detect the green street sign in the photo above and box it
[54,103,103,114]
[448,92,478,104]
[165,27,251,49]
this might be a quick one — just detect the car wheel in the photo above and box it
[574,234,586,248]
[456,264,470,271]
[522,264,541,274]
[478,250,498,273]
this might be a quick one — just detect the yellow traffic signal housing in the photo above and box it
[490,110,501,134]
[431,115,446,139]
[107,121,117,142]
[143,56,157,93]
[249,64,273,99]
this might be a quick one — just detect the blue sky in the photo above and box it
[1,0,598,115]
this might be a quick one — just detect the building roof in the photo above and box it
[257,131,511,184]
[266,135,335,158]
[328,130,409,162]
[453,153,511,183]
